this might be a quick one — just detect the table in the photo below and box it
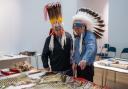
[0,55,29,69]
[0,55,29,61]
[0,71,46,89]
[28,54,41,69]
[0,54,41,69]
[94,59,128,87]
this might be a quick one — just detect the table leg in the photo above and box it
[28,56,31,64]
[101,69,105,87]
[114,71,117,89]
[104,69,108,86]
[35,56,39,69]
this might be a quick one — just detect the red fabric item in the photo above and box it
[1,70,15,76]
[102,86,111,89]
[73,77,87,83]
[0,70,4,77]
[49,28,55,35]
[10,68,20,73]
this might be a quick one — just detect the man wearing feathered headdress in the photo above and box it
[72,8,105,82]
[41,2,73,74]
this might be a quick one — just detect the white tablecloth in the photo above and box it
[94,59,128,74]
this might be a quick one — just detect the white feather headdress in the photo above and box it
[73,8,105,39]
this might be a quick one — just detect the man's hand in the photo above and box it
[79,60,87,70]
[72,63,77,78]
[72,63,77,71]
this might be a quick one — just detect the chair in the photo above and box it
[100,46,116,59]
[97,44,110,60]
[120,48,128,59]
[104,44,110,50]
[107,47,116,58]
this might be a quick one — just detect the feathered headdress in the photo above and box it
[44,2,63,27]
[73,8,105,39]
[44,2,66,51]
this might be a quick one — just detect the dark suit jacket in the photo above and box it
[41,32,73,71]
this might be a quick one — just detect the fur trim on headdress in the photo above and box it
[79,33,83,54]
[61,30,66,49]
[49,35,54,52]
[49,30,66,51]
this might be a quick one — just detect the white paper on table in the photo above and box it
[28,72,46,79]
[6,83,35,89]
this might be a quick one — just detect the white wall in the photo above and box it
[0,0,77,67]
[19,0,77,53]
[0,0,108,54]
[1,0,127,65]
[77,0,109,53]
[0,0,77,55]
[0,0,22,54]
[109,0,128,57]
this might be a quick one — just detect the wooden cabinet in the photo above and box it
[94,67,128,89]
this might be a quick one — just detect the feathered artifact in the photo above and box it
[73,8,105,39]
[43,2,66,51]
[44,2,63,26]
